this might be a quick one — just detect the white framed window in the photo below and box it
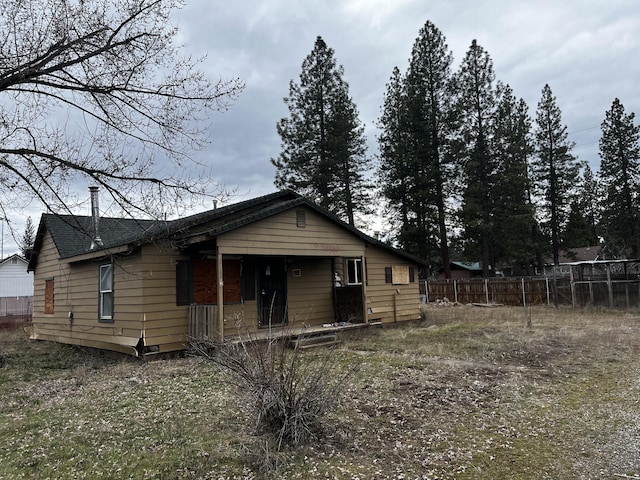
[99,263,114,322]
[346,258,363,285]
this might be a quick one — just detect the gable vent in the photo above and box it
[296,209,306,228]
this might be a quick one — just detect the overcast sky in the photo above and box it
[2,0,639,257]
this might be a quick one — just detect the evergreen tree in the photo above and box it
[19,216,35,259]
[452,40,497,276]
[491,84,537,266]
[377,21,454,270]
[531,84,580,265]
[598,98,640,257]
[272,36,371,226]
[405,20,454,274]
[563,165,600,248]
[377,67,412,238]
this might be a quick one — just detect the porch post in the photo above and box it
[216,248,224,342]
[361,254,368,324]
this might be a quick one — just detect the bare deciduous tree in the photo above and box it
[0,0,244,224]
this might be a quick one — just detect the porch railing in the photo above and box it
[189,305,219,341]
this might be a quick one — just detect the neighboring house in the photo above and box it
[543,245,603,277]
[437,261,483,279]
[28,190,426,357]
[0,254,33,317]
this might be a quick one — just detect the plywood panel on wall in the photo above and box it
[364,246,421,324]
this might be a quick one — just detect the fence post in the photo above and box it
[454,279,458,304]
[484,278,489,304]
[606,263,614,308]
[569,265,576,308]
[521,277,526,307]
[546,277,550,305]
[425,279,429,304]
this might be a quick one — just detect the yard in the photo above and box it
[1,305,640,479]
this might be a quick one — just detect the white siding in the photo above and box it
[0,256,33,296]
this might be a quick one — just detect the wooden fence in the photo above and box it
[0,296,32,316]
[425,278,552,306]
[423,276,640,308]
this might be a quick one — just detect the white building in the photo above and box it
[0,254,33,316]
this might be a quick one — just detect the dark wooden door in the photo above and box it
[257,257,287,327]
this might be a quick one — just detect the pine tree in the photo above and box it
[563,165,600,249]
[405,20,454,274]
[531,84,580,265]
[20,216,35,259]
[598,98,640,257]
[491,84,537,266]
[377,67,413,240]
[272,36,371,226]
[452,40,497,276]
[377,21,454,271]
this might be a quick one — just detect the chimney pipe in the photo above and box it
[89,186,102,249]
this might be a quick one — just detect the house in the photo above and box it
[27,190,426,357]
[0,253,33,321]
[542,245,603,277]
[437,261,483,279]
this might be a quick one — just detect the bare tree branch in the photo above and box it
[0,0,244,224]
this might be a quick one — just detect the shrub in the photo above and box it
[192,324,358,451]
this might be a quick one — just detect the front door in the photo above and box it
[257,257,287,327]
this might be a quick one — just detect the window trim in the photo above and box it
[99,263,114,323]
[346,258,363,285]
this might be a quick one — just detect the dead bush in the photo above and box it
[192,325,359,452]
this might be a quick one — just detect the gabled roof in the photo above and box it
[450,261,481,271]
[28,190,427,270]
[0,253,28,267]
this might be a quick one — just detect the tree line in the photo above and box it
[272,24,640,277]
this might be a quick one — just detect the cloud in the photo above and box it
[3,0,639,257]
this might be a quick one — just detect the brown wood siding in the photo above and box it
[217,208,365,257]
[31,232,144,353]
[287,257,335,326]
[137,243,189,351]
[364,246,421,324]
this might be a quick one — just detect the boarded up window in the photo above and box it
[192,258,242,305]
[222,259,242,302]
[392,265,410,285]
[385,265,411,285]
[44,279,54,314]
[176,261,192,306]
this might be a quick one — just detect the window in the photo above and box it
[99,264,114,322]
[385,265,414,285]
[180,258,245,305]
[44,279,54,314]
[346,258,363,285]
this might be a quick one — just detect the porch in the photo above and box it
[188,304,378,346]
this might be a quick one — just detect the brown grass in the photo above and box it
[1,306,640,479]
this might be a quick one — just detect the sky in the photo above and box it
[2,0,639,257]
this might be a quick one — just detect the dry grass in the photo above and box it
[1,306,640,479]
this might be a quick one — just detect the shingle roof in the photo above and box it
[28,190,427,270]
